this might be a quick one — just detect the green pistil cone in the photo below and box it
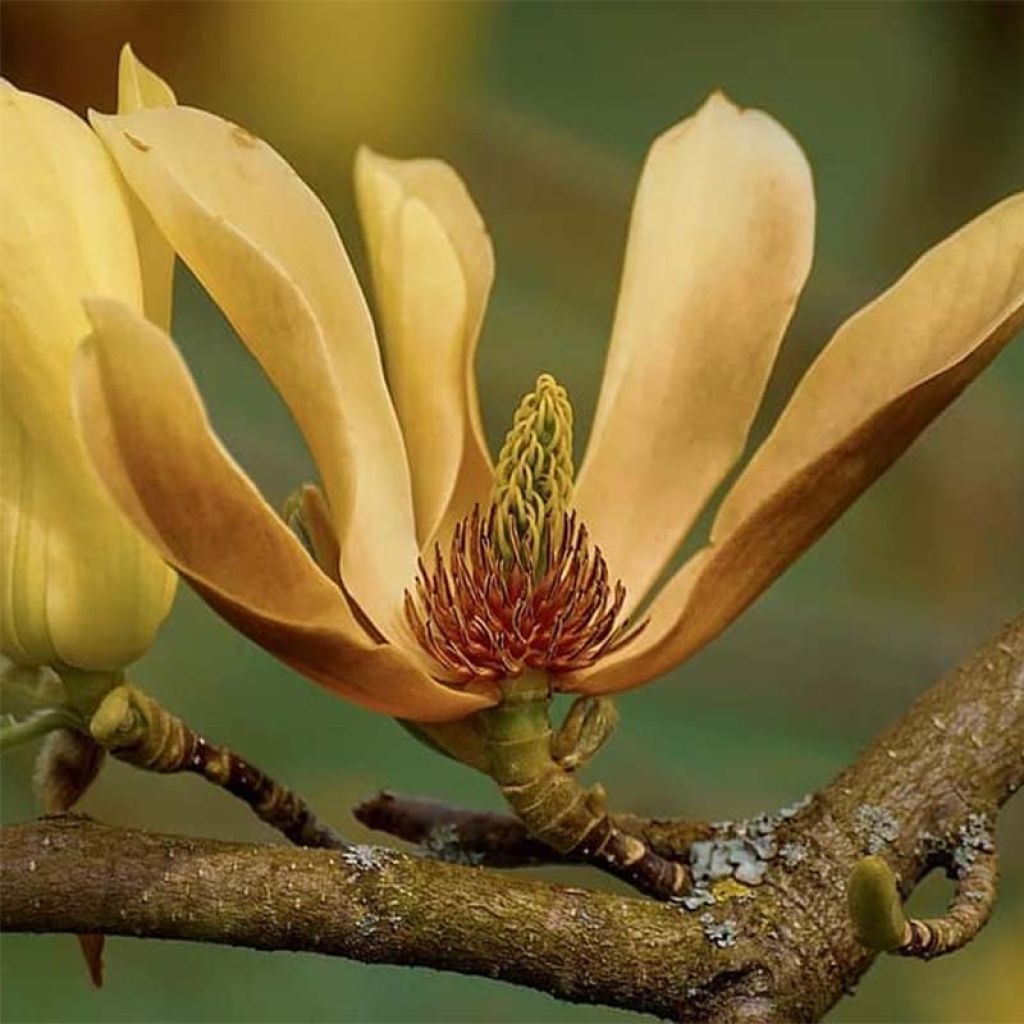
[492,374,574,569]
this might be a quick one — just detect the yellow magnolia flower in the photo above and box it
[0,47,178,673]
[75,93,1022,722]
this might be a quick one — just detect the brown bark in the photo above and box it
[2,613,1022,1022]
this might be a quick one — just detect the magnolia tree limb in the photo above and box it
[2,614,1022,1023]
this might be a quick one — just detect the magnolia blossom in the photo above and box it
[74,88,1022,722]
[0,49,178,673]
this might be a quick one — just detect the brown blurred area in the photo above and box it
[2,2,191,114]
[2,1,484,180]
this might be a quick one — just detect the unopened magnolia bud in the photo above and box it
[1,70,177,675]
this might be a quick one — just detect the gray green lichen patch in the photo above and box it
[916,811,994,877]
[339,844,397,872]
[681,794,813,903]
[779,842,808,868]
[777,794,814,819]
[690,836,770,886]
[699,912,738,949]
[951,812,994,876]
[853,803,901,854]
[674,885,716,911]
[418,823,485,866]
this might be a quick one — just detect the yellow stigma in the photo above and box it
[491,374,574,568]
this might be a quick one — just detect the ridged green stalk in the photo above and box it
[478,672,606,853]
[476,673,689,898]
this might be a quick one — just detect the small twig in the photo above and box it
[900,848,999,958]
[406,680,702,899]
[354,790,713,867]
[89,685,348,851]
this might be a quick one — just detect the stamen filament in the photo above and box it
[405,508,643,683]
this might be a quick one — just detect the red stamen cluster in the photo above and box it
[405,506,644,683]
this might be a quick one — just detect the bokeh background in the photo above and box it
[2,2,1023,1021]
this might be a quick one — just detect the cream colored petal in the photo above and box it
[355,148,494,548]
[73,298,495,722]
[573,92,815,613]
[290,483,342,587]
[287,483,388,642]
[568,192,1024,695]
[117,43,176,112]
[114,44,177,331]
[1,81,142,453]
[90,105,418,641]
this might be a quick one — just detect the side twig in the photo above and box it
[89,685,348,851]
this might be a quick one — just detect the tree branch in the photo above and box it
[3,614,1022,1022]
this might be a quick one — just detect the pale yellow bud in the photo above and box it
[0,65,177,672]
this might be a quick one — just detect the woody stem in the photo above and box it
[89,684,348,851]
[478,672,690,899]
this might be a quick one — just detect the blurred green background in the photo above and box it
[2,2,1022,1021]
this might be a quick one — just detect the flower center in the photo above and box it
[404,375,643,682]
